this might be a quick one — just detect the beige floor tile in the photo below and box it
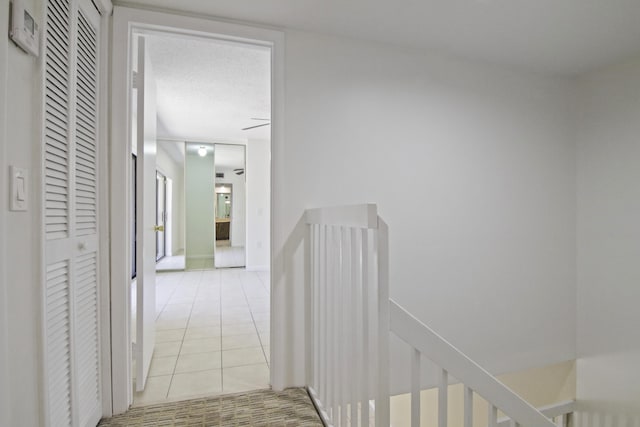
[148,356,177,377]
[259,333,270,347]
[174,351,222,373]
[184,326,221,340]
[222,333,262,350]
[156,318,189,330]
[132,375,171,406]
[154,341,182,357]
[155,328,185,343]
[168,369,222,399]
[221,322,257,335]
[180,337,222,355]
[188,314,221,326]
[222,347,267,368]
[222,364,270,394]
[221,313,254,325]
[255,321,270,333]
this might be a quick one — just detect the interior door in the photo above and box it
[135,36,158,391]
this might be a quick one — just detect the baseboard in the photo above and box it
[186,255,214,260]
[245,265,269,272]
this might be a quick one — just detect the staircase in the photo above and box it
[303,204,573,427]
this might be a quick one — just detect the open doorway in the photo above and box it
[126,29,272,406]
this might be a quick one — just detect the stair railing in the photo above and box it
[305,204,390,427]
[304,204,558,427]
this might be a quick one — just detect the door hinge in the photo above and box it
[131,71,138,89]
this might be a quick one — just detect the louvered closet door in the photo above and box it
[43,0,102,426]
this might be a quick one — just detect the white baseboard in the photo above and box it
[186,255,214,260]
[245,265,269,272]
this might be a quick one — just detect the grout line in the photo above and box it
[240,271,270,368]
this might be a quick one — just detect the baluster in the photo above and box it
[350,227,359,426]
[463,386,473,427]
[361,228,370,427]
[438,368,448,427]
[376,219,390,427]
[313,225,320,394]
[488,404,498,427]
[339,227,348,427]
[411,348,421,427]
[320,224,328,409]
[555,414,566,427]
[326,226,335,421]
[333,225,340,422]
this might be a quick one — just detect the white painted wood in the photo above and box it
[376,218,390,427]
[134,36,157,392]
[497,400,575,427]
[42,0,103,425]
[306,204,378,229]
[305,222,312,389]
[439,369,448,427]
[340,227,349,427]
[350,227,360,426]
[489,404,498,427]
[464,386,473,427]
[361,228,370,427]
[411,348,421,427]
[97,4,113,418]
[389,300,556,427]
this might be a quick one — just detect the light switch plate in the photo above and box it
[9,166,28,211]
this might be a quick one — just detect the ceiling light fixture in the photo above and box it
[197,146,207,157]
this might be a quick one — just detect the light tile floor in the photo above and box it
[133,268,270,406]
[156,255,185,271]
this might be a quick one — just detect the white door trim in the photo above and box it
[109,6,284,414]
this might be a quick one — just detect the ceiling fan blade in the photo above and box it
[242,123,271,131]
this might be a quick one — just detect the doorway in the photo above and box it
[122,26,274,407]
[111,8,283,414]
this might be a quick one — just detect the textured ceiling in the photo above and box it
[184,142,245,169]
[129,0,640,75]
[146,34,271,142]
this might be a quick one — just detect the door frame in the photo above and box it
[109,6,283,414]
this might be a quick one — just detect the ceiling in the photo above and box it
[184,142,245,169]
[146,34,271,142]
[130,0,640,76]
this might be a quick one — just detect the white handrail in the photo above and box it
[390,301,557,427]
[304,203,562,427]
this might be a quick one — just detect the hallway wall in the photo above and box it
[0,0,43,425]
[246,138,270,271]
[576,56,640,419]
[276,30,577,388]
[0,3,10,426]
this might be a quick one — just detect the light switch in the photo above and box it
[10,166,28,211]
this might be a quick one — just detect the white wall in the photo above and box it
[157,141,185,255]
[185,147,215,259]
[277,30,577,387]
[246,138,270,270]
[0,0,43,425]
[0,2,10,426]
[575,57,640,420]
[215,166,246,247]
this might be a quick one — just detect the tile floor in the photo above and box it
[132,268,270,406]
[156,255,185,271]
